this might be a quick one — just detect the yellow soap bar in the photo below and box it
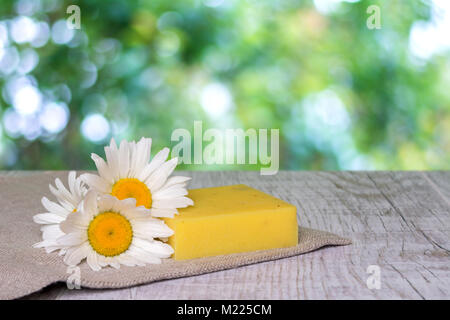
[164,184,298,260]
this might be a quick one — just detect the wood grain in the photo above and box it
[15,171,450,300]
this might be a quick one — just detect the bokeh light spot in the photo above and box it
[12,85,42,115]
[51,19,75,44]
[81,114,110,143]
[200,83,232,119]
[39,102,69,134]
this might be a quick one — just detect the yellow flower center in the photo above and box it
[87,211,133,257]
[111,178,152,208]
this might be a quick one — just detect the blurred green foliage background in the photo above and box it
[0,0,449,171]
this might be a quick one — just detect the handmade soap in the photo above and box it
[164,184,298,260]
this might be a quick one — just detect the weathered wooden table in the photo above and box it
[18,171,450,299]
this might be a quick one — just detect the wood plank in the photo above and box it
[19,171,450,299]
[422,171,450,205]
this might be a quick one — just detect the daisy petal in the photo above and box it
[67,171,77,195]
[152,186,188,200]
[118,139,130,179]
[105,138,120,181]
[33,213,65,224]
[150,207,178,218]
[146,158,178,193]
[64,242,89,266]
[133,238,174,258]
[49,183,75,211]
[87,249,101,271]
[123,206,151,220]
[91,153,115,184]
[54,178,75,204]
[97,194,117,212]
[127,245,162,264]
[133,219,174,238]
[57,232,87,246]
[82,189,99,218]
[41,197,69,217]
[33,241,63,253]
[116,254,141,267]
[152,196,194,209]
[60,212,89,234]
[161,176,192,189]
[137,147,170,182]
[80,173,111,194]
[41,224,64,240]
[129,138,152,178]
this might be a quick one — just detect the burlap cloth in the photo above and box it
[0,171,351,300]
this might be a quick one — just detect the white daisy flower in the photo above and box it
[56,190,174,271]
[81,138,193,218]
[33,171,87,254]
